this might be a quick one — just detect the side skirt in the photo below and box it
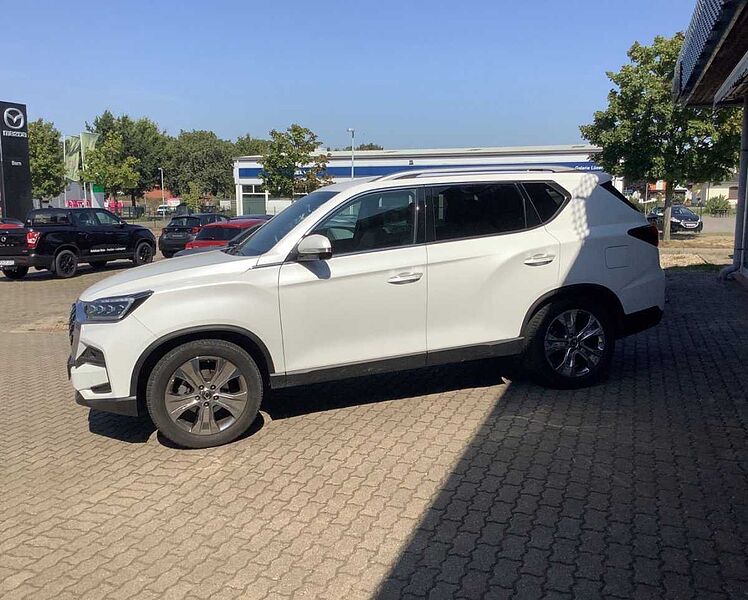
[269,337,525,389]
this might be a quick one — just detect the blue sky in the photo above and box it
[2,0,692,149]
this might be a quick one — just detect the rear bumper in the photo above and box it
[75,391,139,417]
[158,236,194,253]
[620,306,663,337]
[0,253,52,269]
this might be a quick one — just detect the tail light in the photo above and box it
[628,223,659,247]
[191,227,200,234]
[26,231,42,249]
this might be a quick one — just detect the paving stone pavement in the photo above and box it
[1,264,747,599]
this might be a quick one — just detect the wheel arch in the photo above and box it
[520,284,625,341]
[130,325,275,411]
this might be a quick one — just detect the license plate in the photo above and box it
[684,223,697,228]
[170,233,186,239]
[0,259,14,266]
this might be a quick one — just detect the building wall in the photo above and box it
[691,180,739,206]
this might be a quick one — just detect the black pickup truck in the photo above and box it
[0,208,156,280]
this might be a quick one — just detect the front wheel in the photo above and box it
[146,340,263,448]
[133,241,154,266]
[2,266,28,280]
[523,299,615,389]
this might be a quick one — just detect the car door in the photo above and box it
[278,187,427,375]
[425,181,560,353]
[73,209,104,258]
[93,209,129,256]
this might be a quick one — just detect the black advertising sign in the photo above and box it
[0,100,33,220]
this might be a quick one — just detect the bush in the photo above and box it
[705,194,730,215]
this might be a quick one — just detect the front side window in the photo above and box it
[313,188,417,255]
[430,183,526,241]
[94,210,121,226]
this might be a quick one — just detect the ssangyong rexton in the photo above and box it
[68,168,664,448]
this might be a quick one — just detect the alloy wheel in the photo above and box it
[164,356,249,435]
[543,309,605,378]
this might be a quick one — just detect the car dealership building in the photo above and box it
[233,144,602,215]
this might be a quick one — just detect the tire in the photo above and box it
[133,241,154,266]
[146,339,263,448]
[89,261,108,270]
[161,250,174,259]
[522,298,615,389]
[2,266,28,280]
[54,249,78,279]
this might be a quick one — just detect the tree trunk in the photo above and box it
[662,182,674,242]
[131,193,136,208]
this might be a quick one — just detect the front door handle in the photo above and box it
[388,272,423,285]
[524,253,556,266]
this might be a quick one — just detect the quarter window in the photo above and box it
[430,183,527,241]
[522,182,568,223]
[313,188,417,255]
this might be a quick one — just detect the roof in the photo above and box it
[235,144,600,162]
[674,0,748,105]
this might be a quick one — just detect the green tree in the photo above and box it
[580,33,741,240]
[81,132,139,199]
[260,124,332,197]
[343,142,384,151]
[234,134,271,156]
[182,181,203,212]
[28,119,65,199]
[165,130,234,198]
[89,112,170,206]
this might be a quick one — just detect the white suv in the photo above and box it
[68,168,665,448]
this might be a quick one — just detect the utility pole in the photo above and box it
[346,128,355,179]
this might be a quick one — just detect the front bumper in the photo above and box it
[75,391,139,416]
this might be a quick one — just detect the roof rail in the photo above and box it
[376,164,581,181]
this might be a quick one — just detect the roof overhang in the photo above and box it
[674,0,748,106]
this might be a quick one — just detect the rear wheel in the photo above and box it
[54,250,78,279]
[133,241,154,266]
[146,340,263,448]
[523,298,615,389]
[161,250,174,259]
[2,266,28,280]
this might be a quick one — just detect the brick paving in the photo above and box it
[1,264,747,599]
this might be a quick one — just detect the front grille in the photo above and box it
[68,303,76,345]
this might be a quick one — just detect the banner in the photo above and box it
[0,100,32,220]
[64,135,81,181]
[79,132,100,170]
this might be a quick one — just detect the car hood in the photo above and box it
[677,214,700,222]
[79,250,258,301]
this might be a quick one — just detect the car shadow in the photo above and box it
[1,260,135,282]
[85,358,517,446]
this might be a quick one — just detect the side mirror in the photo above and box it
[296,234,332,261]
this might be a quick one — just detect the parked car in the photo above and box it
[1,217,24,227]
[68,168,665,448]
[647,204,703,233]
[155,204,174,218]
[180,218,266,251]
[158,213,229,257]
[174,221,265,257]
[0,208,156,280]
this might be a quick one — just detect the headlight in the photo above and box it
[81,291,152,322]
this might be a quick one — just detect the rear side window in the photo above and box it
[430,183,527,241]
[600,181,640,212]
[522,182,568,223]
[28,210,71,225]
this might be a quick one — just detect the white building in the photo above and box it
[233,144,602,215]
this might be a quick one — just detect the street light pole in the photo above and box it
[346,128,355,179]
[158,168,165,204]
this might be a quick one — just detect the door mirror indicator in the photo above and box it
[296,234,332,261]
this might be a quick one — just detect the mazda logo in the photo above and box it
[3,108,24,130]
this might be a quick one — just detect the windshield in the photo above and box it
[169,216,199,227]
[234,190,339,256]
[673,206,697,218]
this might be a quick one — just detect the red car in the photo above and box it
[183,218,266,250]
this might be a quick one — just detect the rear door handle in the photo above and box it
[524,253,555,266]
[388,272,423,284]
